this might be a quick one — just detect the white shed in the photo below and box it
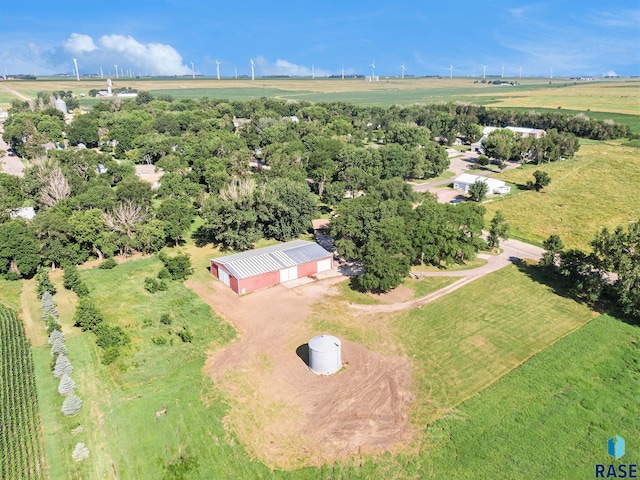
[453,173,510,195]
[308,335,341,375]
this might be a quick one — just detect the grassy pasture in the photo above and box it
[483,143,640,250]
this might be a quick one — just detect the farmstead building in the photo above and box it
[210,240,333,294]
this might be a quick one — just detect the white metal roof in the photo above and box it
[454,173,506,189]
[212,240,332,280]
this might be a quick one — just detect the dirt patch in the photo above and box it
[187,277,415,468]
[370,284,415,303]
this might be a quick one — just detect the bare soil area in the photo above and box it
[187,276,415,468]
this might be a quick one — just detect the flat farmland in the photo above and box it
[1,77,638,115]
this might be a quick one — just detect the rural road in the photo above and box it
[349,237,544,314]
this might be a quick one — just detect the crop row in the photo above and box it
[0,306,46,480]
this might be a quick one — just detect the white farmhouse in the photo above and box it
[453,173,510,195]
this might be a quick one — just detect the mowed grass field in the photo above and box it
[2,77,639,114]
[483,142,640,250]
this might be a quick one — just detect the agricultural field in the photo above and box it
[483,142,640,250]
[1,77,639,115]
[0,305,46,480]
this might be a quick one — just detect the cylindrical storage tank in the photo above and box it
[308,334,341,375]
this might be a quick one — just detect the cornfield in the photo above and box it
[0,305,47,479]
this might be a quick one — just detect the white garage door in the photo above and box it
[218,268,230,287]
[279,266,298,282]
[317,258,331,273]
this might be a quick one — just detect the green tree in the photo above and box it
[0,219,41,278]
[482,129,517,161]
[528,170,551,191]
[539,234,565,273]
[257,178,317,241]
[591,221,640,319]
[73,297,104,332]
[468,180,489,202]
[487,211,510,250]
[156,198,195,246]
[158,252,193,280]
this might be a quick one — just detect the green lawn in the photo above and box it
[393,264,596,424]
[0,278,22,309]
[483,143,640,250]
[423,313,640,479]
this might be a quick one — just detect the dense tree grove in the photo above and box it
[540,220,640,320]
[330,195,486,292]
[0,93,632,284]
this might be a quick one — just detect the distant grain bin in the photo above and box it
[308,335,341,375]
[54,98,67,114]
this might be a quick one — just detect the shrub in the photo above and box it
[73,297,104,332]
[46,315,61,332]
[157,267,171,280]
[35,269,56,298]
[145,276,168,293]
[177,325,193,343]
[94,324,130,350]
[151,335,168,345]
[71,443,90,462]
[159,313,173,325]
[63,264,82,291]
[477,155,490,166]
[73,281,90,297]
[48,329,65,345]
[158,252,193,280]
[101,346,121,365]
[54,354,73,378]
[58,374,76,395]
[98,258,117,269]
[61,394,83,416]
[50,339,68,357]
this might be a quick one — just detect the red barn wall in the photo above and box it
[237,270,280,294]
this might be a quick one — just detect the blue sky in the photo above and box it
[1,0,639,78]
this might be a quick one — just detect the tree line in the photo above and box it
[539,220,640,320]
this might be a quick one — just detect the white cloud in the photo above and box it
[98,34,190,76]
[63,33,97,54]
[254,56,332,77]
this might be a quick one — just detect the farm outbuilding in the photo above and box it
[308,334,342,375]
[210,240,333,295]
[453,173,511,195]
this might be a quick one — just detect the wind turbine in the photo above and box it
[369,60,375,82]
[400,63,406,79]
[550,66,553,79]
[449,64,454,79]
[519,66,523,79]
[312,64,315,79]
[235,67,238,79]
[72,58,79,81]
[190,62,195,79]
[250,58,255,81]
[99,66,103,79]
[114,64,119,79]
[341,65,344,80]
[482,64,488,80]
[215,60,221,80]
[501,65,504,78]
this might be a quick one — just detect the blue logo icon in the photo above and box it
[608,435,625,460]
